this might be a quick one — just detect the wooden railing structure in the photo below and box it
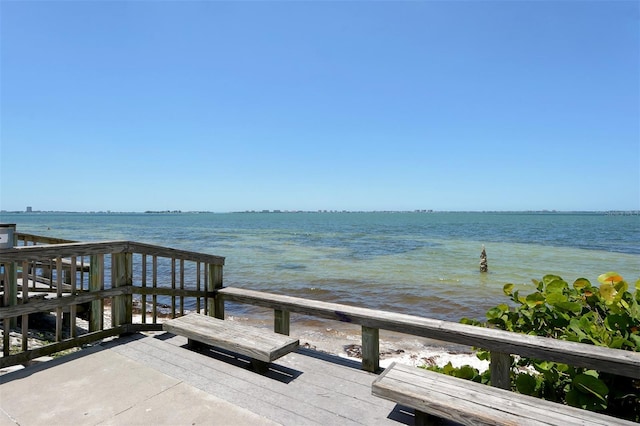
[1,232,639,394]
[1,232,224,368]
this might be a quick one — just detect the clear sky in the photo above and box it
[1,1,638,213]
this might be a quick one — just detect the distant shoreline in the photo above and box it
[2,209,638,216]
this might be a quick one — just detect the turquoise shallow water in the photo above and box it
[2,211,639,327]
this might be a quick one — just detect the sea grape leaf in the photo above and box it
[503,283,515,296]
[515,373,537,396]
[573,278,591,290]
[542,274,563,286]
[555,301,583,313]
[598,271,624,285]
[605,314,629,331]
[572,374,608,402]
[545,279,567,294]
[454,365,477,380]
[546,292,568,306]
[599,282,618,303]
[525,292,546,307]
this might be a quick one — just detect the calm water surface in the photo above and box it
[2,211,638,351]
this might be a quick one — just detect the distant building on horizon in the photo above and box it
[26,206,32,213]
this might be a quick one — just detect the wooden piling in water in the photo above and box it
[480,245,488,272]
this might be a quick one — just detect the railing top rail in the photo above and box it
[127,241,225,264]
[219,287,640,379]
[16,232,78,245]
[0,240,225,264]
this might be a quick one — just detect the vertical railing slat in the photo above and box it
[21,261,29,352]
[171,258,176,318]
[55,257,63,341]
[152,255,158,323]
[207,263,224,319]
[69,256,77,338]
[89,254,104,332]
[274,309,290,335]
[179,259,185,316]
[141,254,147,324]
[112,252,133,327]
[361,326,380,373]
[196,261,201,313]
[490,351,512,390]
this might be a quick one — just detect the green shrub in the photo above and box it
[422,272,640,421]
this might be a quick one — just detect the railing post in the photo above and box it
[89,254,104,332]
[361,326,380,372]
[112,252,133,327]
[207,263,224,319]
[1,224,17,328]
[274,309,290,335]
[490,351,511,390]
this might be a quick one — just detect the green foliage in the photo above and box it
[421,361,490,385]
[449,272,640,421]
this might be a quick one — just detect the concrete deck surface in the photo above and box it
[0,332,414,426]
[0,344,278,426]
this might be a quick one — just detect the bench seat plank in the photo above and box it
[372,362,635,426]
[162,313,299,363]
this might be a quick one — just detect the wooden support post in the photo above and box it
[414,410,439,426]
[361,326,380,372]
[4,262,17,328]
[55,258,63,341]
[112,252,133,327]
[490,351,511,390]
[207,263,224,319]
[69,256,77,338]
[89,254,104,332]
[274,309,290,335]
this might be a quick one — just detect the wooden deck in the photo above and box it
[108,331,415,425]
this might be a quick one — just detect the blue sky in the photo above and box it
[1,1,638,212]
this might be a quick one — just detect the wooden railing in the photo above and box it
[0,238,225,368]
[218,287,640,388]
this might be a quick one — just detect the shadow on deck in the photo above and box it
[0,332,419,425]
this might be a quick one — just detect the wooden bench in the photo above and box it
[372,362,636,426]
[162,313,299,373]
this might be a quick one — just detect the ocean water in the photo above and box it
[2,211,639,361]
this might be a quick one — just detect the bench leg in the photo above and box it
[251,359,270,374]
[415,410,441,426]
[187,338,206,350]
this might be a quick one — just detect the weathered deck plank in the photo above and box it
[108,332,413,425]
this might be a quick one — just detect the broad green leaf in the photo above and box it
[545,279,567,294]
[566,389,581,408]
[573,278,591,290]
[454,365,477,380]
[515,373,537,396]
[614,279,628,293]
[605,314,629,331]
[546,292,568,306]
[598,272,624,285]
[555,301,583,313]
[543,274,563,286]
[599,282,618,303]
[503,283,515,296]
[572,374,609,402]
[525,292,546,307]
